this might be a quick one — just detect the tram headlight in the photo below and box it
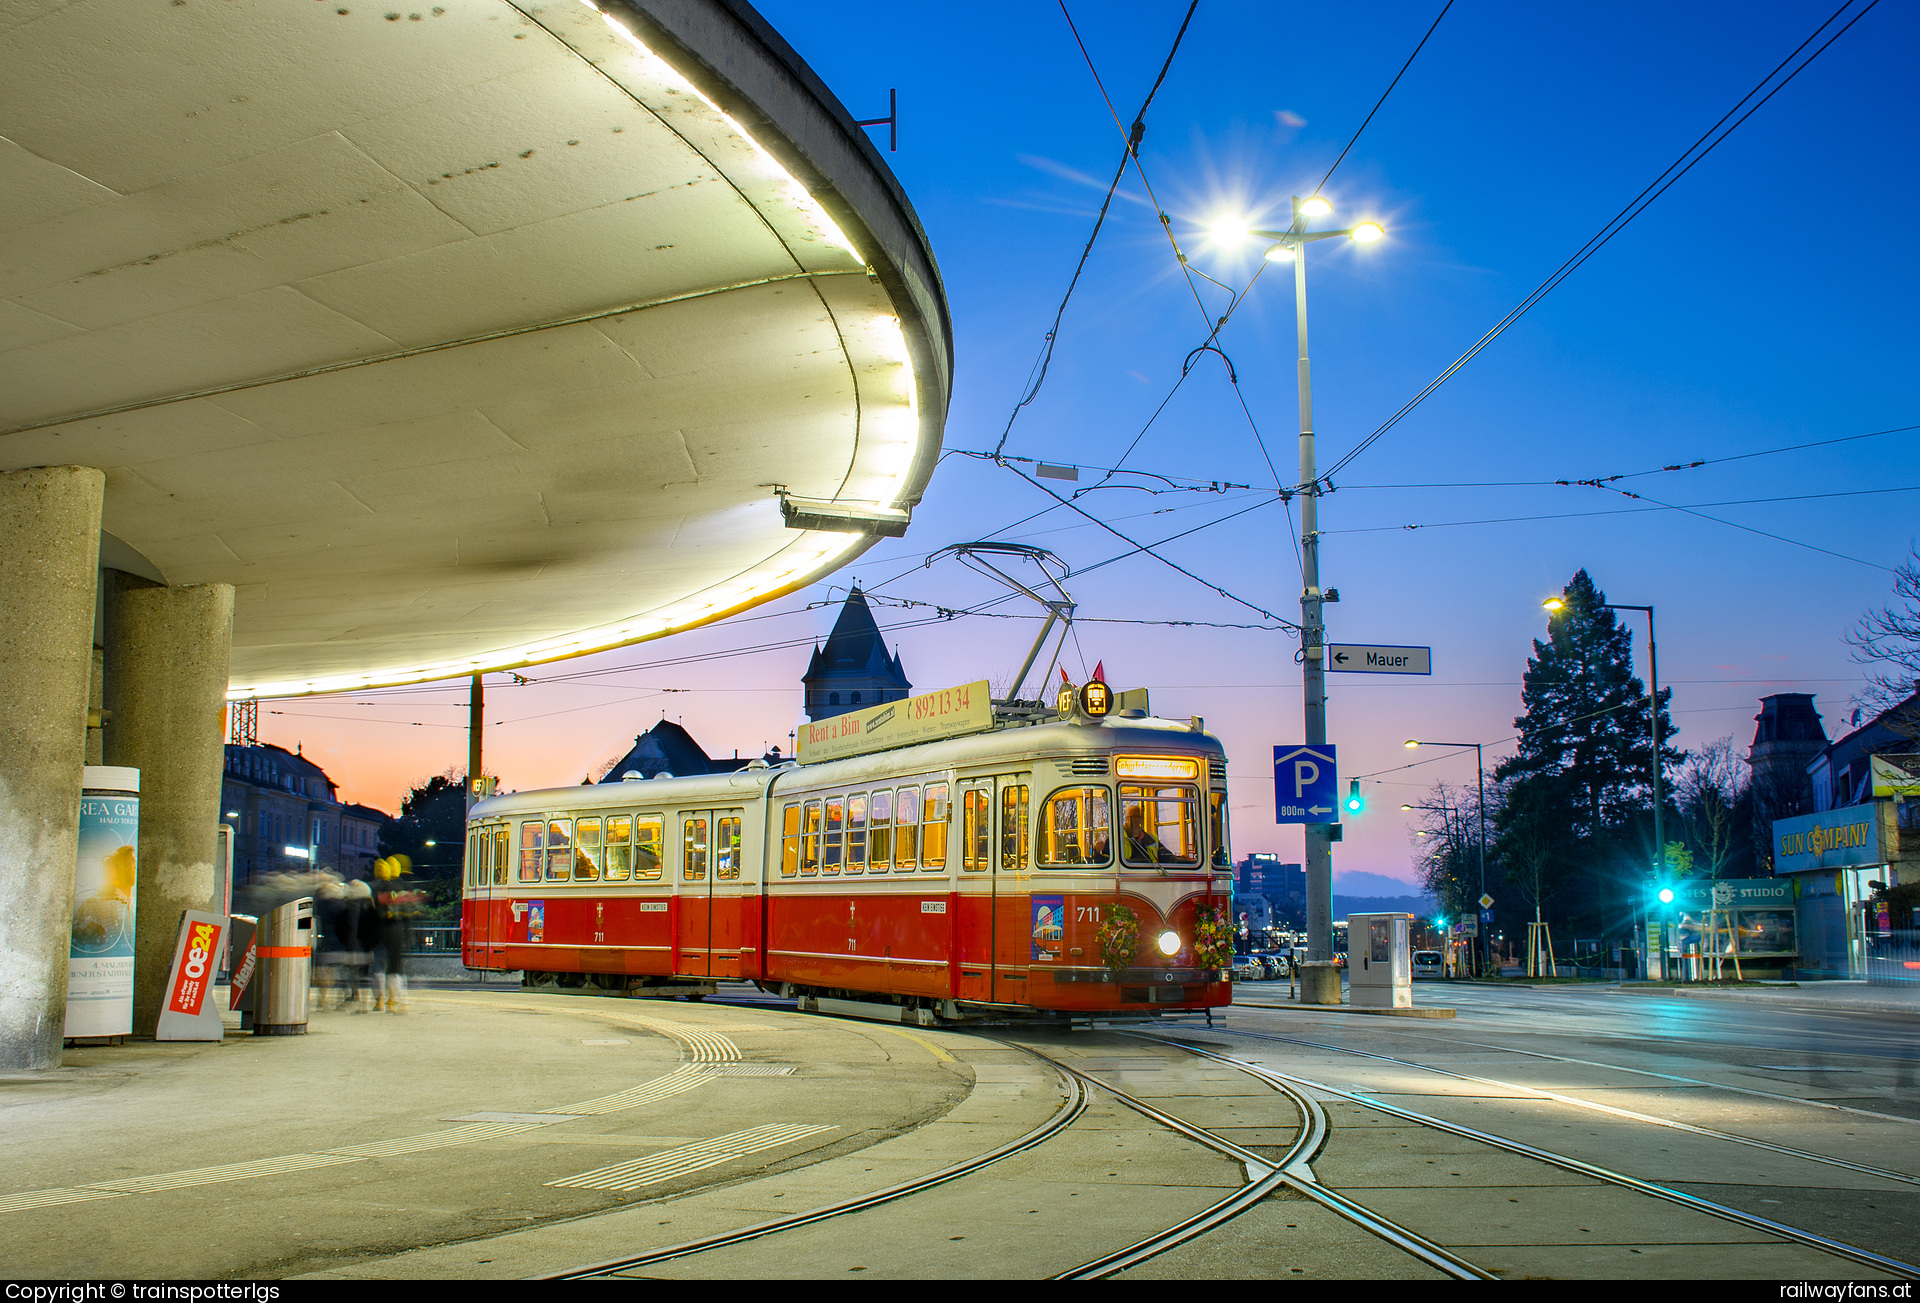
[1157,930,1181,957]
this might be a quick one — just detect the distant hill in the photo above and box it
[1333,893,1436,921]
[1333,870,1425,896]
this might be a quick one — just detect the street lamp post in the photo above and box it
[1545,597,1664,960]
[1222,198,1385,974]
[1404,739,1488,975]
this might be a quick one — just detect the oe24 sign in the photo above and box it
[1274,745,1338,824]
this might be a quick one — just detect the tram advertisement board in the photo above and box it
[798,680,992,764]
[65,770,140,1038]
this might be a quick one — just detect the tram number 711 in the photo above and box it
[1074,905,1103,924]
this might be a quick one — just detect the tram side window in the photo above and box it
[1041,786,1111,867]
[546,818,573,881]
[493,826,509,885]
[683,817,708,881]
[868,790,892,867]
[893,786,919,872]
[465,831,478,886]
[1119,784,1199,867]
[922,783,950,870]
[823,796,844,875]
[716,816,741,880]
[1000,784,1030,872]
[1209,791,1231,868]
[604,815,632,881]
[781,803,801,878]
[801,800,822,875]
[635,815,664,881]
[519,820,544,883]
[846,793,867,873]
[962,789,991,872]
[574,817,602,881]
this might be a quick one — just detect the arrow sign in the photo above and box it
[1274,745,1338,825]
[1327,643,1432,675]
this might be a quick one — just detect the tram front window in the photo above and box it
[1041,786,1110,866]
[1208,791,1231,868]
[1119,785,1199,868]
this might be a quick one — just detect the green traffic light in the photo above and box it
[1345,778,1363,813]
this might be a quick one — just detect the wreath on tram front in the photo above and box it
[1193,904,1234,972]
[1098,904,1141,973]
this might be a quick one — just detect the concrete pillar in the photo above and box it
[0,466,105,1070]
[103,575,234,1037]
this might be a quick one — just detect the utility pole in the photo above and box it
[467,673,483,811]
[1292,194,1333,970]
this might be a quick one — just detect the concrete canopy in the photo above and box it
[0,0,950,698]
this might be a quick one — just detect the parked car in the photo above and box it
[1231,954,1266,982]
[1412,949,1444,978]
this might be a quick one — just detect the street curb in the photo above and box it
[1235,1000,1456,1018]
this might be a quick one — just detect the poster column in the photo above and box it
[65,767,140,1039]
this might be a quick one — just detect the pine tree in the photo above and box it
[1493,570,1683,924]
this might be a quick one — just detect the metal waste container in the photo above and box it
[253,897,313,1035]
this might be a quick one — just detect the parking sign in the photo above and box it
[1273,745,1338,824]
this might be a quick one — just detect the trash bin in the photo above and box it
[253,897,313,1036]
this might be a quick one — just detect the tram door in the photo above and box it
[993,775,1031,1004]
[676,810,744,979]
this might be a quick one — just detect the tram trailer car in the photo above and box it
[460,712,1235,1019]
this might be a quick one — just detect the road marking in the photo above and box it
[546,1063,714,1116]
[546,1123,838,1192]
[882,1026,956,1063]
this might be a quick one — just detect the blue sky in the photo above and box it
[269,1,1919,886]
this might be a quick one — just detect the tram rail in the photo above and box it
[1138,1033,1920,1279]
[537,1063,1090,1280]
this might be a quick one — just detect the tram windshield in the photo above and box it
[1119,784,1200,868]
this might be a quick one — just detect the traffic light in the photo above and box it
[1344,779,1364,814]
[1657,887,1675,905]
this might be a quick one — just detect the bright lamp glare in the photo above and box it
[1658,888,1675,904]
[1543,597,1566,611]
[1404,739,1420,749]
[1350,221,1385,243]
[1157,930,1181,956]
[1264,244,1296,262]
[1209,217,1251,247]
[1299,195,1333,218]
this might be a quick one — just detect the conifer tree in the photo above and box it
[1493,570,1683,922]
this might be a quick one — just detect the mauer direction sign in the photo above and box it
[1326,643,1431,675]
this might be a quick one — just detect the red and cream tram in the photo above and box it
[460,685,1234,1019]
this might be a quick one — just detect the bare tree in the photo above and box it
[1676,736,1748,878]
[1848,545,1920,737]
[1410,781,1479,918]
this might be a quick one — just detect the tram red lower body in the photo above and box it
[462,886,1230,1013]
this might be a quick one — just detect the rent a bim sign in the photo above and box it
[798,680,993,764]
[1772,804,1890,874]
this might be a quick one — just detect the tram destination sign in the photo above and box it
[1325,643,1431,675]
[797,680,993,764]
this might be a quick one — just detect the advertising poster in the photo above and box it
[528,900,545,943]
[1031,895,1063,961]
[65,776,139,1038]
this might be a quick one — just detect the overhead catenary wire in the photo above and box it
[1311,0,1455,196]
[990,0,1200,458]
[1320,0,1885,484]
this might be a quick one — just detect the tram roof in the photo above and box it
[2,0,950,699]
[471,715,1226,818]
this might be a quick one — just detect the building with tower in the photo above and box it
[802,588,912,722]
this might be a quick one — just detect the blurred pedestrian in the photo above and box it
[342,879,375,1011]
[313,879,347,1009]
[372,856,422,1013]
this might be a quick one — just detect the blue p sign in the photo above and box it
[1273,745,1337,824]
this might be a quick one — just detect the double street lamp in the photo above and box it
[1210,196,1386,973]
[1404,738,1489,976]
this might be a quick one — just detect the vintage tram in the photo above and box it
[459,683,1234,1020]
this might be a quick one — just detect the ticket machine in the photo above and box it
[1347,911,1413,1009]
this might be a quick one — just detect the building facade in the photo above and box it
[220,743,387,884]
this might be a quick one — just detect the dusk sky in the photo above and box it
[257,0,1918,890]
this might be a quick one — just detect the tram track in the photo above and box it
[1138,1032,1920,1279]
[1002,1040,1492,1280]
[536,1060,1091,1279]
[1205,1026,1920,1186]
